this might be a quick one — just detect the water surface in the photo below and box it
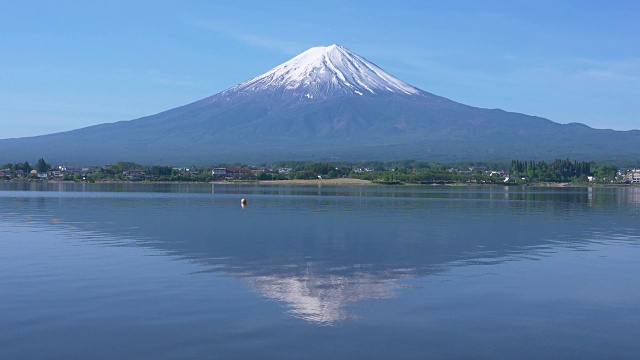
[1,183,639,359]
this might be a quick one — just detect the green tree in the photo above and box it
[35,158,50,173]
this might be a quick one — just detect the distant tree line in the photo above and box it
[1,158,51,174]
[2,161,33,173]
[509,159,617,183]
[268,161,352,180]
[0,158,628,184]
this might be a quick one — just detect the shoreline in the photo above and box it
[255,178,373,186]
[4,178,636,188]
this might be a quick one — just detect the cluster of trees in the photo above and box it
[0,158,627,184]
[269,159,621,184]
[2,161,33,173]
[267,161,352,180]
[86,162,215,182]
[269,160,512,184]
[2,158,51,176]
[509,159,617,183]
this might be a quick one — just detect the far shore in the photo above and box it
[5,178,635,188]
[255,178,373,186]
[209,179,626,187]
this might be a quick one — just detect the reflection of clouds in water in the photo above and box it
[249,269,402,325]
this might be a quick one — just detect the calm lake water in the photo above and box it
[1,182,639,359]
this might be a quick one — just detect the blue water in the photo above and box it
[1,182,639,359]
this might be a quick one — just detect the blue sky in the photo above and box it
[1,0,638,138]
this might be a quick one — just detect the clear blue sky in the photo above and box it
[1,0,638,138]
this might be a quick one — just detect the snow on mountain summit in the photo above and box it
[225,44,420,99]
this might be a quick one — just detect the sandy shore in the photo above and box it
[258,178,373,186]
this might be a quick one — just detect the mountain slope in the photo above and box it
[1,44,638,165]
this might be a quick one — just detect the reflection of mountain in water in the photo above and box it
[2,184,639,324]
[250,268,398,324]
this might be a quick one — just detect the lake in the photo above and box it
[1,182,639,359]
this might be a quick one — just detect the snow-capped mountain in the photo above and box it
[222,44,420,99]
[1,44,639,165]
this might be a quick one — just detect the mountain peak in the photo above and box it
[224,44,420,99]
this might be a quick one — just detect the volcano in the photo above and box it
[1,44,638,165]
